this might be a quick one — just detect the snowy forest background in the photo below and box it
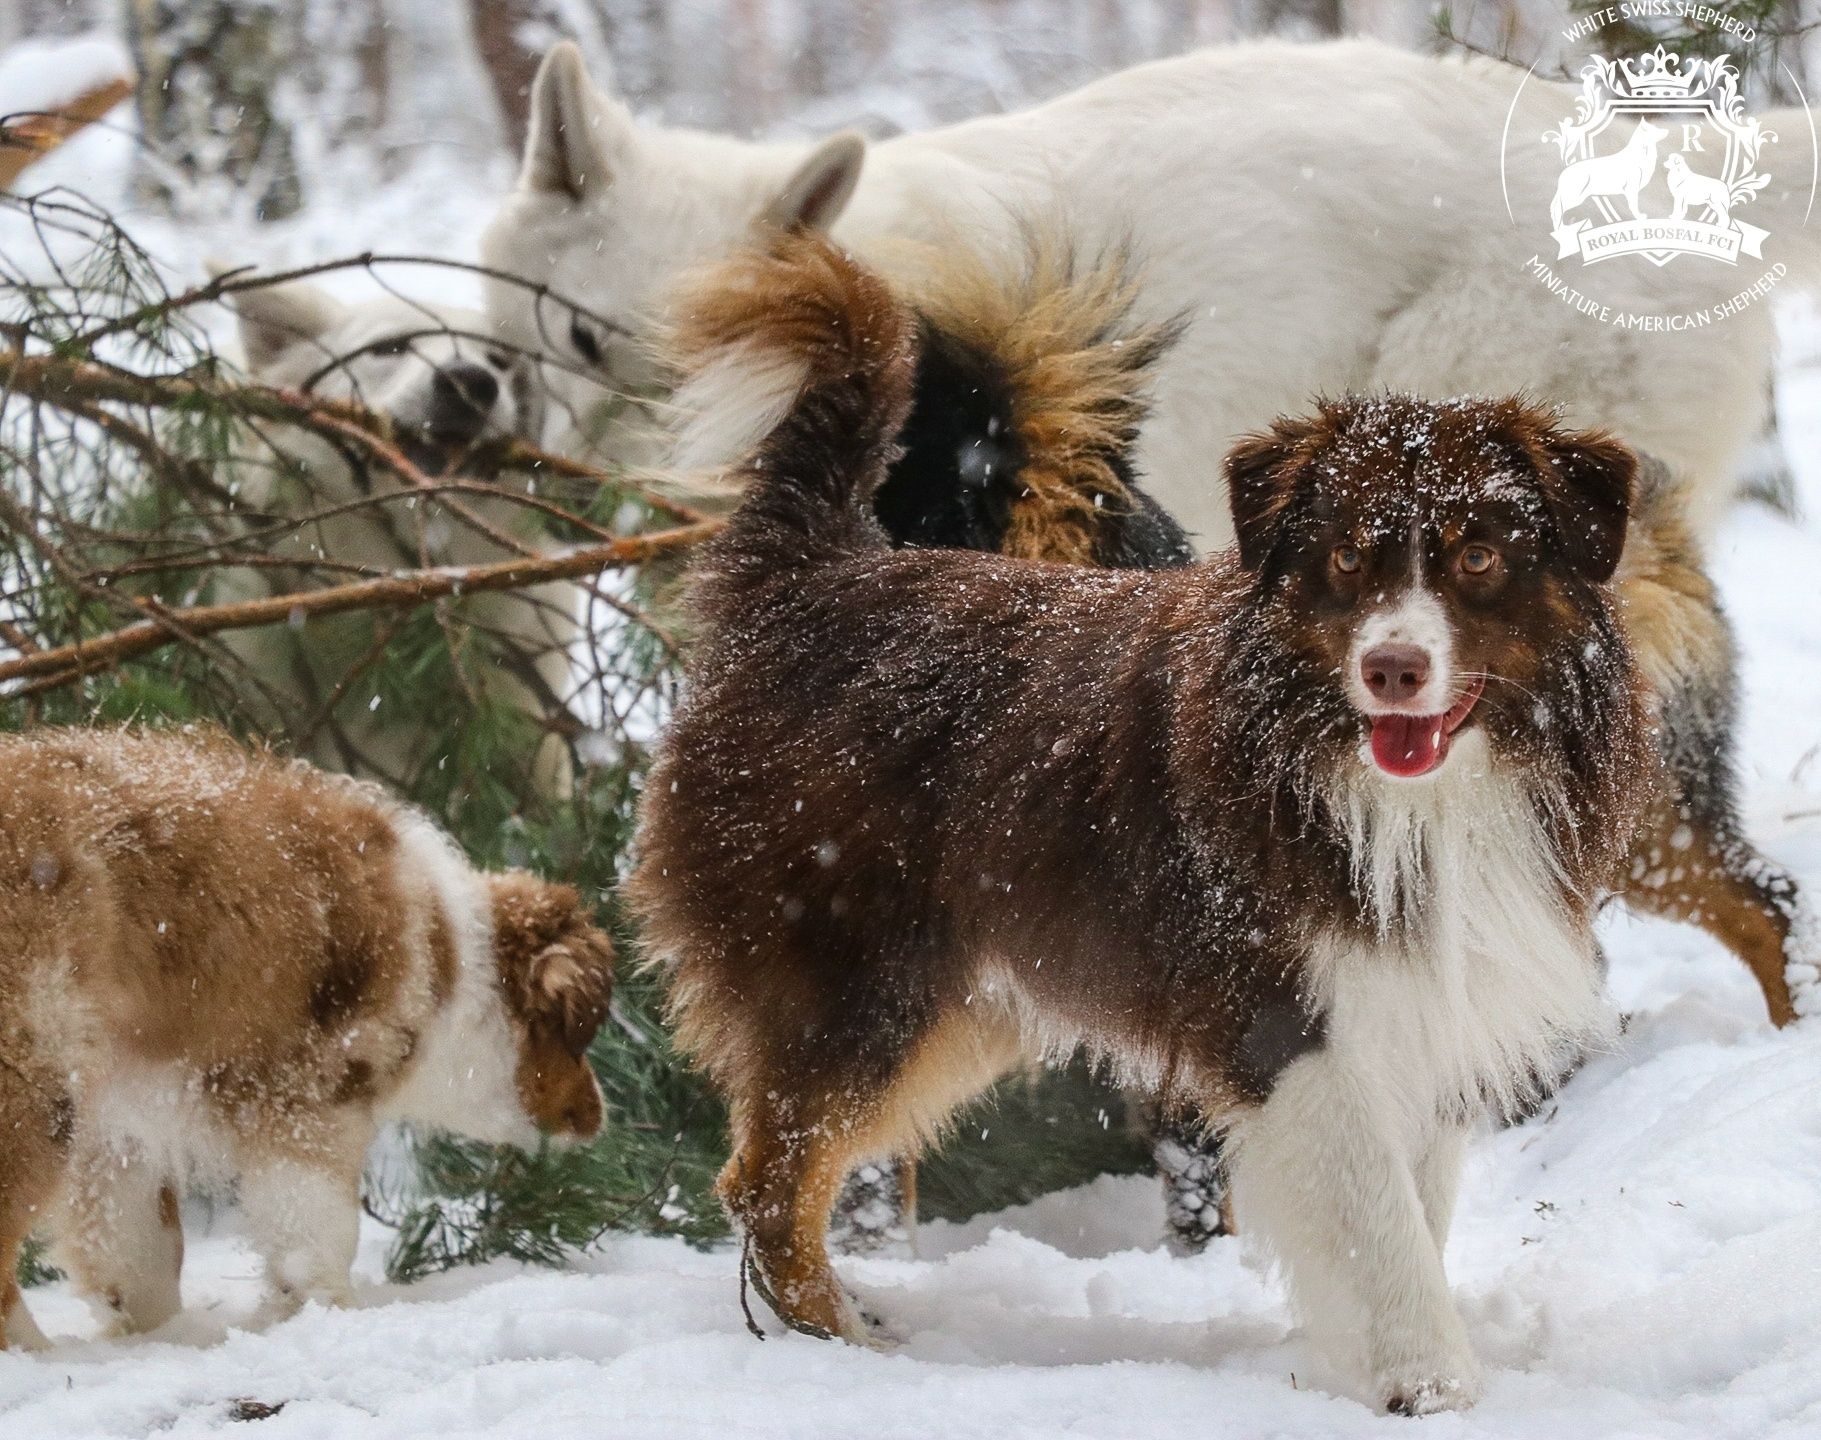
[5,3,1821,1436]
[6,0,1819,243]
[1,0,1817,1268]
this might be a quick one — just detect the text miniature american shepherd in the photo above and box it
[0,728,612,1349]
[630,235,1658,1414]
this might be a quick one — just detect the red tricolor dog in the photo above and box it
[631,234,1654,1414]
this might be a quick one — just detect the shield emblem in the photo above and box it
[1545,47,1776,268]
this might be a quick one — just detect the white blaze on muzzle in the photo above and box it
[1347,588,1482,779]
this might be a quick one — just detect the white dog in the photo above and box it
[213,276,576,789]
[1665,152,1737,225]
[481,39,1820,546]
[1551,117,1666,228]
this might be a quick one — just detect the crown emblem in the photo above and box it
[1542,47,1776,269]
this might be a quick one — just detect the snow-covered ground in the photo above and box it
[2,349,1818,1438]
[6,30,1821,1440]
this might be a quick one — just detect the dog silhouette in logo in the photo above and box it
[1551,118,1668,230]
[1663,153,1735,226]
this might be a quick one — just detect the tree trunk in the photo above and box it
[468,0,547,152]
[124,0,305,221]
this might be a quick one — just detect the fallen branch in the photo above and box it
[0,78,135,192]
[0,348,707,524]
[0,520,719,691]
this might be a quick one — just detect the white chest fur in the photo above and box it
[1315,734,1616,1136]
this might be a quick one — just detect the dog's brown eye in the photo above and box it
[1331,545,1362,575]
[369,337,412,357]
[1459,544,1497,575]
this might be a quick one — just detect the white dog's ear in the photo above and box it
[522,40,625,201]
[759,131,865,233]
[208,262,346,371]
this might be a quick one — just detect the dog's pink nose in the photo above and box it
[1361,644,1431,705]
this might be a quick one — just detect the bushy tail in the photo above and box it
[894,236,1189,566]
[665,231,917,546]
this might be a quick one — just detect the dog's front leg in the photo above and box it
[1230,1053,1480,1416]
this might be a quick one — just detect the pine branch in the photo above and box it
[0,520,718,693]
[0,347,706,525]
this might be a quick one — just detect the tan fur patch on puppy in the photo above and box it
[0,727,614,1346]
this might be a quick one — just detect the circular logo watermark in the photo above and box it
[1504,31,1817,329]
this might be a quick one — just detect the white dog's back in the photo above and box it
[483,38,1815,548]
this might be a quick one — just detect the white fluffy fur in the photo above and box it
[378,811,540,1149]
[665,341,812,476]
[1231,737,1613,1413]
[483,38,1820,547]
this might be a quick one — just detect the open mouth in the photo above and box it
[1366,677,1485,779]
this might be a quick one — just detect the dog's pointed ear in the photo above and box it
[1226,415,1317,571]
[521,40,625,201]
[211,263,346,371]
[760,132,865,234]
[1534,427,1636,583]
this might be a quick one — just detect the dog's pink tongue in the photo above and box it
[1370,714,1447,778]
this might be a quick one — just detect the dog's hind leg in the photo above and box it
[1412,1123,1468,1254]
[1626,656,1809,1026]
[1623,788,1807,1026]
[722,1010,1020,1342]
[0,1056,66,1351]
[1230,1052,1480,1416]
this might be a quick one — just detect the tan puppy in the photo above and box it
[0,727,613,1349]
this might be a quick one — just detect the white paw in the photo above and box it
[1786,904,1821,1019]
[1380,1363,1482,1416]
[255,1281,352,1328]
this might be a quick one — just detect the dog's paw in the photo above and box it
[1380,1367,1481,1417]
[851,1293,903,1350]
[1785,904,1821,1020]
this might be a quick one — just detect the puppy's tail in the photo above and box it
[666,231,917,550]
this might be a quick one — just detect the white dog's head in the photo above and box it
[478,42,864,453]
[221,273,546,471]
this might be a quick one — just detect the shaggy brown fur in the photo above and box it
[1613,465,1807,1025]
[0,728,613,1348]
[631,235,1654,1390]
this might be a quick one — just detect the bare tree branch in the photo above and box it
[0,520,718,692]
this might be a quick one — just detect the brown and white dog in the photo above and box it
[630,235,1656,1413]
[0,728,613,1349]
